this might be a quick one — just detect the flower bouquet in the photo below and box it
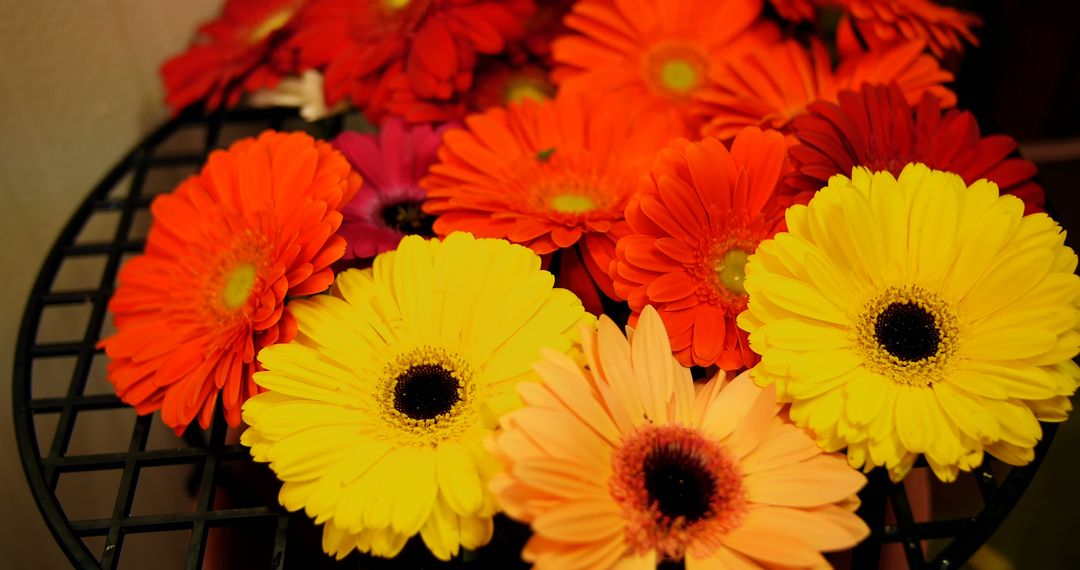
[98,0,1079,568]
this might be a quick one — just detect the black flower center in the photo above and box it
[393,364,460,420]
[874,301,940,361]
[643,444,716,522]
[379,199,435,236]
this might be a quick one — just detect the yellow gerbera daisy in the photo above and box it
[241,232,591,560]
[738,163,1080,482]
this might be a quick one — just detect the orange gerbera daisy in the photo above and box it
[489,306,869,569]
[614,128,788,369]
[552,0,780,134]
[101,131,361,434]
[289,0,534,121]
[162,0,303,113]
[788,82,1045,213]
[422,93,683,313]
[835,0,981,61]
[696,38,956,140]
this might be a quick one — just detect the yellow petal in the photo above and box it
[437,440,484,515]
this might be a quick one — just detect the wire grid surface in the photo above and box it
[12,107,1059,569]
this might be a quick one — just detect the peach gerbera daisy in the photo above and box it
[422,93,683,313]
[489,306,869,569]
[552,0,779,134]
[101,131,361,433]
[614,128,788,370]
[696,38,956,140]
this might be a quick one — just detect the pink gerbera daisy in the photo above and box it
[332,119,450,259]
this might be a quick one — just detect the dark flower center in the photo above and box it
[393,364,460,420]
[874,301,941,361]
[379,199,435,237]
[643,443,716,522]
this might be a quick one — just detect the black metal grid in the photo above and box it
[12,106,1061,569]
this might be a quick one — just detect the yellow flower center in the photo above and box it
[645,43,708,99]
[550,193,597,214]
[715,249,749,296]
[384,0,411,8]
[505,81,551,104]
[660,59,698,94]
[249,10,294,43]
[855,285,959,387]
[378,346,476,446]
[221,263,257,309]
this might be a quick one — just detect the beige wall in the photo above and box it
[0,1,222,567]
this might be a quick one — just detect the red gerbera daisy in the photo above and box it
[101,131,362,434]
[422,93,683,313]
[695,39,956,140]
[377,57,556,123]
[788,83,1044,213]
[769,0,818,22]
[517,0,574,61]
[835,0,981,61]
[468,59,555,110]
[614,127,788,369]
[553,0,780,134]
[290,0,534,122]
[162,0,303,113]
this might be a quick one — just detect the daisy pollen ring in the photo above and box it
[380,346,474,436]
[612,425,746,559]
[855,285,959,388]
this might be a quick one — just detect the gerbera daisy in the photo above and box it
[738,164,1080,482]
[552,0,780,133]
[241,233,590,560]
[834,0,981,61]
[695,39,956,140]
[290,0,534,120]
[381,58,557,123]
[517,0,574,61]
[162,0,302,113]
[489,306,869,569]
[101,131,362,434]
[768,0,817,22]
[422,93,683,314]
[614,128,788,370]
[469,60,556,112]
[788,83,1044,213]
[333,119,450,259]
